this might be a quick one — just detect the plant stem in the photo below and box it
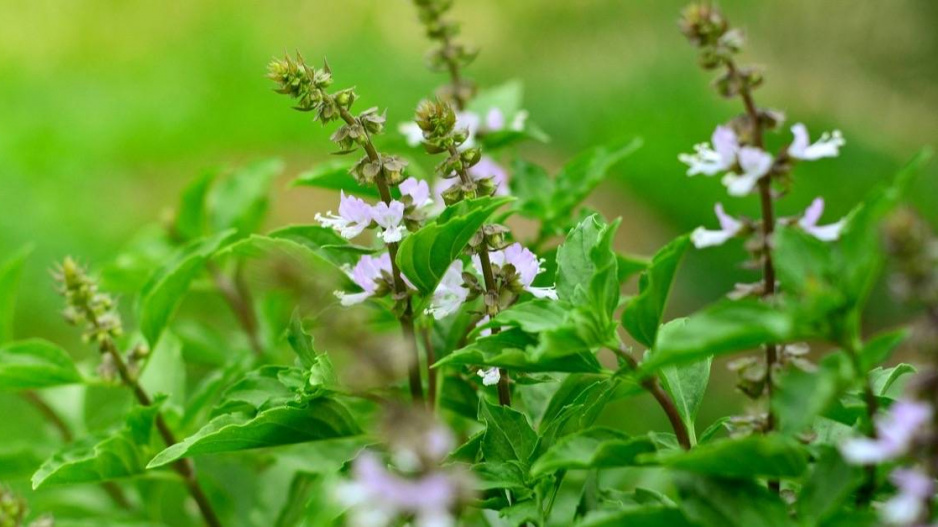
[845,337,880,505]
[611,347,691,450]
[727,59,780,435]
[207,262,264,358]
[88,312,222,527]
[421,325,438,410]
[22,391,133,510]
[336,105,424,404]
[445,144,511,406]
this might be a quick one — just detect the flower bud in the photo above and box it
[679,3,728,47]
[460,147,482,167]
[415,99,456,137]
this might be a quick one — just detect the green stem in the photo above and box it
[86,308,222,527]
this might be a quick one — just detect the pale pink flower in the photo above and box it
[798,197,845,242]
[691,203,744,248]
[371,201,407,243]
[841,400,932,465]
[315,191,373,239]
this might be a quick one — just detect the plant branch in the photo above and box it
[611,347,691,450]
[446,144,511,405]
[421,325,438,410]
[336,105,424,404]
[207,262,264,358]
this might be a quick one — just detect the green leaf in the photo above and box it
[291,159,380,198]
[473,461,529,492]
[837,150,932,305]
[622,235,690,348]
[647,435,808,479]
[139,331,186,409]
[644,299,801,372]
[774,352,852,435]
[578,507,694,527]
[870,363,915,398]
[209,158,283,234]
[138,229,237,346]
[797,446,863,525]
[657,336,711,445]
[219,225,370,272]
[397,196,513,296]
[32,402,161,488]
[287,310,317,368]
[538,375,641,451]
[556,215,621,316]
[510,159,554,220]
[0,245,32,344]
[174,170,215,241]
[0,339,83,391]
[548,137,642,223]
[860,329,910,371]
[675,474,797,527]
[479,400,538,466]
[531,427,655,477]
[436,328,604,374]
[148,397,361,468]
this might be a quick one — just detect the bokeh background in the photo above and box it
[2,0,936,470]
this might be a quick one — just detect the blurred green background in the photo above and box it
[1,0,936,468]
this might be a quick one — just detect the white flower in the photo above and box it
[679,125,739,176]
[399,121,424,148]
[880,468,934,526]
[335,253,391,306]
[840,399,932,465]
[691,203,744,248]
[721,146,773,196]
[400,177,433,209]
[425,261,469,320]
[315,191,373,239]
[788,123,845,160]
[371,201,407,243]
[798,197,845,241]
[480,243,558,299]
[478,367,501,386]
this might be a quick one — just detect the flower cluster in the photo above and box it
[334,409,472,527]
[692,197,845,249]
[268,54,408,188]
[316,178,433,244]
[680,123,844,197]
[56,257,122,345]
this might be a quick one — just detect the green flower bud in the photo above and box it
[679,3,728,47]
[460,147,482,167]
[415,99,456,137]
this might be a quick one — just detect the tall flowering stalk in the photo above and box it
[267,55,426,403]
[678,4,847,435]
[411,0,477,110]
[55,258,221,527]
